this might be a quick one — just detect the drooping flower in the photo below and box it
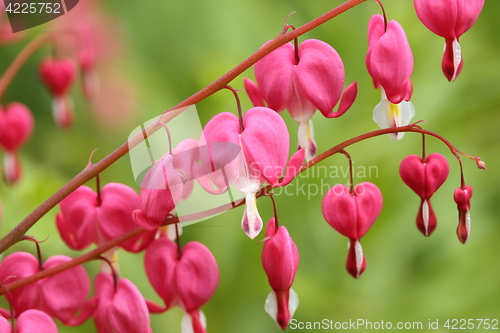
[133,138,200,231]
[399,153,450,236]
[200,107,304,239]
[0,252,97,326]
[322,183,383,278]
[144,237,219,333]
[414,0,485,81]
[93,272,153,333]
[0,102,34,184]
[0,309,58,333]
[57,183,155,252]
[38,57,76,128]
[366,14,415,139]
[245,39,357,161]
[453,185,473,244]
[261,218,299,330]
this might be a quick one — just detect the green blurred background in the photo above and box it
[1,0,499,332]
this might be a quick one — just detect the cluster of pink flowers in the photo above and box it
[0,0,486,332]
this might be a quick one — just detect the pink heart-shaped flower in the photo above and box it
[322,182,383,240]
[39,57,76,96]
[399,153,449,199]
[0,102,34,152]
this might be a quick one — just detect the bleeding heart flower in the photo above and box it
[0,309,58,333]
[57,183,155,252]
[200,107,304,239]
[366,14,414,104]
[0,252,97,326]
[366,14,415,138]
[144,237,180,311]
[322,182,383,278]
[261,218,299,330]
[245,39,357,161]
[38,57,76,128]
[144,237,218,333]
[399,153,450,236]
[414,0,484,81]
[93,272,153,333]
[0,102,34,153]
[0,102,35,184]
[454,185,473,244]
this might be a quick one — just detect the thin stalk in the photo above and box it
[0,33,53,99]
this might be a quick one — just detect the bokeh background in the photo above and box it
[1,0,499,332]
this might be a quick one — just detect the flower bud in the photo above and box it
[453,185,473,244]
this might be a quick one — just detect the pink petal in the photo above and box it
[0,102,34,152]
[16,310,58,333]
[40,255,93,325]
[240,107,289,186]
[144,237,180,309]
[454,185,473,244]
[0,316,10,333]
[39,57,76,96]
[399,155,426,198]
[93,272,115,333]
[295,39,345,115]
[0,252,40,317]
[176,242,219,313]
[254,42,295,113]
[134,155,184,230]
[244,78,266,107]
[416,198,437,236]
[353,182,383,238]
[322,183,382,239]
[57,185,98,250]
[367,19,413,104]
[423,153,450,198]
[262,225,299,291]
[334,81,358,117]
[97,183,154,251]
[199,112,240,192]
[109,279,151,333]
[278,148,305,187]
[322,185,358,239]
[455,0,485,37]
[414,0,458,39]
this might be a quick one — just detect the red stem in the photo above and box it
[0,0,368,254]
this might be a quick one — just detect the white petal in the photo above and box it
[288,288,299,319]
[451,39,462,81]
[264,290,278,324]
[181,310,207,333]
[241,192,263,239]
[298,120,317,162]
[373,91,415,140]
[422,199,430,236]
[354,240,364,278]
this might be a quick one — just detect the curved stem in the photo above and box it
[0,0,368,254]
[223,85,244,133]
[0,33,53,99]
[0,122,484,295]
